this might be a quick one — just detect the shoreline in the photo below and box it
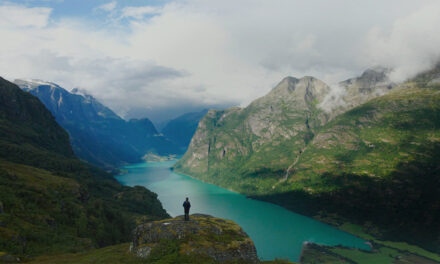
[118,161,440,263]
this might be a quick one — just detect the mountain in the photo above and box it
[14,79,178,168]
[320,67,397,117]
[161,109,208,152]
[175,76,333,186]
[174,67,440,252]
[0,77,168,259]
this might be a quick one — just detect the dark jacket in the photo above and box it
[183,201,191,213]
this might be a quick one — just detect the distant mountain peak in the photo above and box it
[14,78,61,91]
[71,87,87,95]
[359,67,391,82]
[15,78,123,123]
[268,75,330,107]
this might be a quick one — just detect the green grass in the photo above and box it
[376,241,440,262]
[29,243,295,264]
[0,78,169,258]
[28,215,261,264]
[28,244,145,264]
[174,80,440,257]
[335,222,440,263]
[300,242,440,264]
[330,247,397,264]
[0,159,169,256]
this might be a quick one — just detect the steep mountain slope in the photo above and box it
[175,76,331,189]
[174,68,440,252]
[321,67,397,117]
[161,109,208,152]
[265,84,440,248]
[176,70,396,191]
[14,79,178,168]
[0,77,168,258]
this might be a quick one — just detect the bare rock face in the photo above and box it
[174,69,406,194]
[321,67,398,117]
[130,214,259,263]
[174,76,332,188]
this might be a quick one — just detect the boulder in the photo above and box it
[130,214,259,263]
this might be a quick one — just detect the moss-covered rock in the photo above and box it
[130,214,259,263]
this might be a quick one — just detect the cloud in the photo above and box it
[95,1,117,12]
[0,2,51,28]
[121,6,161,19]
[17,50,189,114]
[362,1,440,82]
[0,0,439,122]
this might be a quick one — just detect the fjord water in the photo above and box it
[116,161,369,261]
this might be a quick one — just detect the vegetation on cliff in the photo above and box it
[174,67,440,255]
[0,77,169,259]
[14,79,179,169]
[28,214,268,264]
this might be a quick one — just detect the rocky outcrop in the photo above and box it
[174,69,403,194]
[130,214,259,263]
[174,76,332,191]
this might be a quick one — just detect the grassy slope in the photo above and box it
[175,87,325,194]
[259,85,440,249]
[28,243,296,264]
[28,215,296,264]
[0,77,169,258]
[175,75,440,260]
[300,242,440,264]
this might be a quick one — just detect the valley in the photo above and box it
[2,65,440,263]
[1,1,440,263]
[174,66,440,259]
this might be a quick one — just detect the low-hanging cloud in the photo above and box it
[362,1,440,82]
[0,0,439,122]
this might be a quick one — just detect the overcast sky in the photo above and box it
[0,0,439,123]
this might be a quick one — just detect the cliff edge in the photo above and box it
[130,214,259,263]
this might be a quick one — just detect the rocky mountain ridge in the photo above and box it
[161,109,208,152]
[14,79,179,168]
[176,68,396,184]
[174,66,440,252]
[0,77,169,259]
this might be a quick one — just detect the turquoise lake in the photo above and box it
[115,160,370,262]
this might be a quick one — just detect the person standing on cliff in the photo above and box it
[183,197,191,221]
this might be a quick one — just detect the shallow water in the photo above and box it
[116,161,369,261]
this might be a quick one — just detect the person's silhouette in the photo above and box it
[183,197,191,221]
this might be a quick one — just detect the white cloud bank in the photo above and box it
[363,1,440,82]
[0,3,51,28]
[0,0,439,121]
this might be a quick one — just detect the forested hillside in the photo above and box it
[174,67,440,252]
[0,77,168,259]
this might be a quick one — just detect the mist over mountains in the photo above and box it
[1,1,440,263]
[175,64,440,252]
